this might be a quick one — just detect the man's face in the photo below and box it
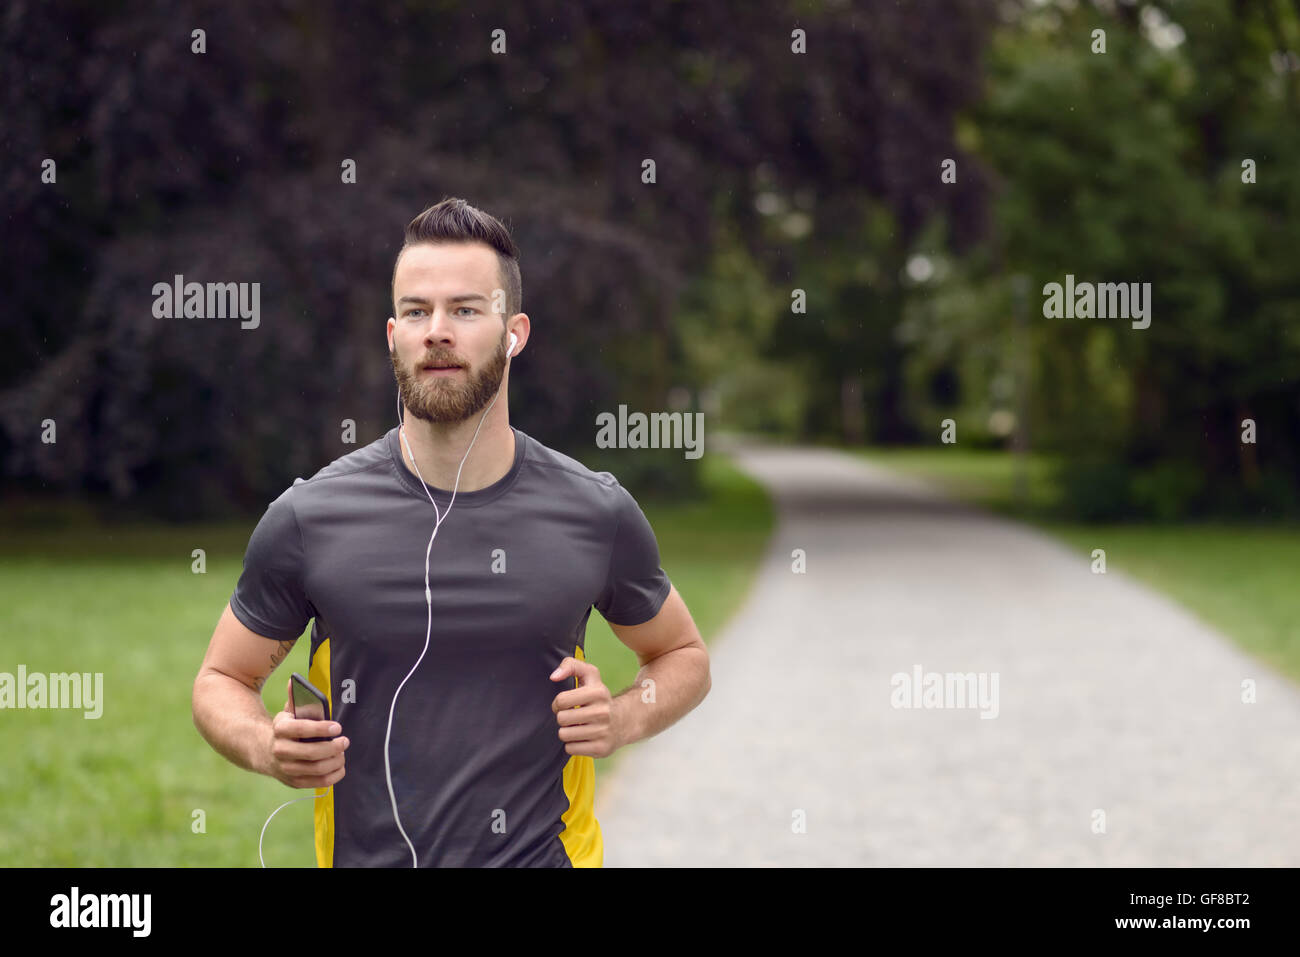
[388,242,510,424]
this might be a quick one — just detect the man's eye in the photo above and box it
[456,307,476,316]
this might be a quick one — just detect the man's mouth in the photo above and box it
[422,362,464,375]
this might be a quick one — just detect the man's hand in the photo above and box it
[263,677,350,789]
[550,657,621,759]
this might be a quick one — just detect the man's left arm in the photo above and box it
[550,584,710,757]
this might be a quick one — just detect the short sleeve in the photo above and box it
[594,484,672,626]
[229,486,314,641]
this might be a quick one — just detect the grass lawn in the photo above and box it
[855,446,1300,686]
[0,452,773,867]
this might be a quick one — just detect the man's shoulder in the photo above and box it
[288,429,394,494]
[518,429,624,501]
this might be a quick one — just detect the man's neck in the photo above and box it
[397,407,515,494]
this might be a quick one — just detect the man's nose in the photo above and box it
[421,307,457,345]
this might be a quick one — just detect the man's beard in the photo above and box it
[391,334,508,423]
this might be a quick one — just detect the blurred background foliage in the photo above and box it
[0,0,992,515]
[3,0,1297,522]
[899,0,1300,520]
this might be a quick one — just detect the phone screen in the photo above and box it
[291,675,328,723]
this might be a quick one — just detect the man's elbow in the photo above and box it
[191,669,215,732]
[190,666,242,731]
[693,643,711,702]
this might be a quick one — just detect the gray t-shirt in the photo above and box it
[229,425,672,867]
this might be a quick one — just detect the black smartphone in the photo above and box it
[290,672,333,743]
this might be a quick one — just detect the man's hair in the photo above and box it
[392,197,522,321]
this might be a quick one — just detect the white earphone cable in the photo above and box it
[384,331,514,867]
[259,789,329,868]
[258,330,514,868]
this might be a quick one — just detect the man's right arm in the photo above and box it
[192,602,346,787]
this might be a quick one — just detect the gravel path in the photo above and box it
[595,436,1300,866]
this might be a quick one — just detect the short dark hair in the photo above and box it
[392,197,522,321]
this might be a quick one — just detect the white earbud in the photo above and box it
[508,332,518,357]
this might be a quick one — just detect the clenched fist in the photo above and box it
[550,657,622,759]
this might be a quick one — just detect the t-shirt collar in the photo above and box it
[388,424,527,508]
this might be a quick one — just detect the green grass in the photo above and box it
[1040,523,1300,682]
[856,446,1300,685]
[853,446,1065,515]
[0,452,773,867]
